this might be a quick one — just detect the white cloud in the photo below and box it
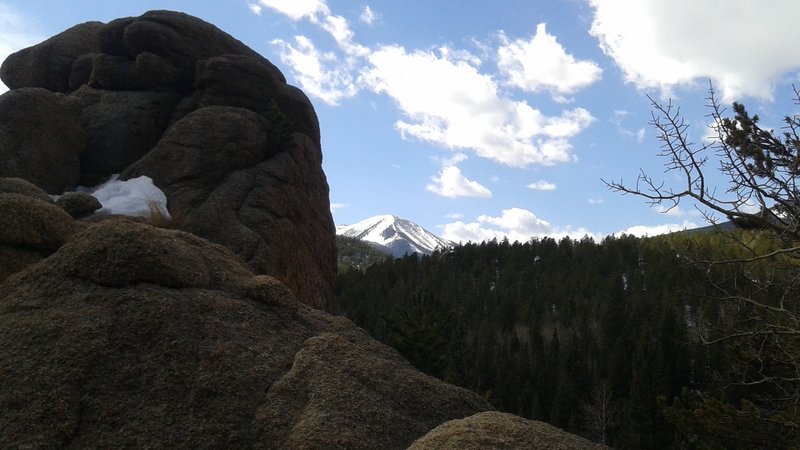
[589,0,800,101]
[443,220,500,243]
[360,6,377,25]
[438,152,468,167]
[445,212,464,220]
[618,220,699,237]
[654,204,686,217]
[479,208,552,234]
[498,23,602,102]
[321,14,353,45]
[260,2,594,166]
[426,166,492,198]
[248,3,263,15]
[362,45,594,167]
[330,202,346,212]
[527,180,557,191]
[443,207,599,243]
[260,0,367,57]
[256,0,329,21]
[271,36,358,105]
[446,208,550,242]
[588,197,605,205]
[0,4,41,94]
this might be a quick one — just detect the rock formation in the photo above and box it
[0,220,489,448]
[0,10,334,310]
[408,411,609,449]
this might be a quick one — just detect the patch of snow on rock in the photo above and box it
[81,175,170,218]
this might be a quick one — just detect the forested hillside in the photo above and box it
[335,230,795,448]
[336,235,392,271]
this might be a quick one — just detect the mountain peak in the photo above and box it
[337,214,453,257]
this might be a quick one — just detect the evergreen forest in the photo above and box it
[335,230,799,449]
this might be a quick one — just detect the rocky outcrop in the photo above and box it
[0,180,84,282]
[408,411,609,450]
[0,221,489,449]
[0,10,335,310]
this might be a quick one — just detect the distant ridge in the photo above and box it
[678,220,736,236]
[337,214,453,257]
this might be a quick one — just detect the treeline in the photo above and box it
[334,232,788,448]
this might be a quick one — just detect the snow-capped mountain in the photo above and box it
[337,215,454,257]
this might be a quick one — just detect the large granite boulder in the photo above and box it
[408,411,609,450]
[0,182,83,282]
[0,10,335,310]
[0,220,490,449]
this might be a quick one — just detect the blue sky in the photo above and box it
[3,1,800,242]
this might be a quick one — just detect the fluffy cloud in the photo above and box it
[589,0,800,101]
[271,36,358,105]
[654,204,687,217]
[442,220,500,243]
[259,0,367,56]
[527,180,557,191]
[360,6,377,25]
[443,207,597,243]
[480,208,552,233]
[498,23,602,102]
[426,166,492,198]
[362,45,594,167]
[254,0,329,21]
[260,0,371,104]
[443,208,553,242]
[260,3,595,167]
[248,3,263,15]
[0,4,41,93]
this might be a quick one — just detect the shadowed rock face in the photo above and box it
[0,10,335,310]
[0,221,490,449]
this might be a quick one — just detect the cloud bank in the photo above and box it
[589,0,800,101]
[442,207,598,243]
